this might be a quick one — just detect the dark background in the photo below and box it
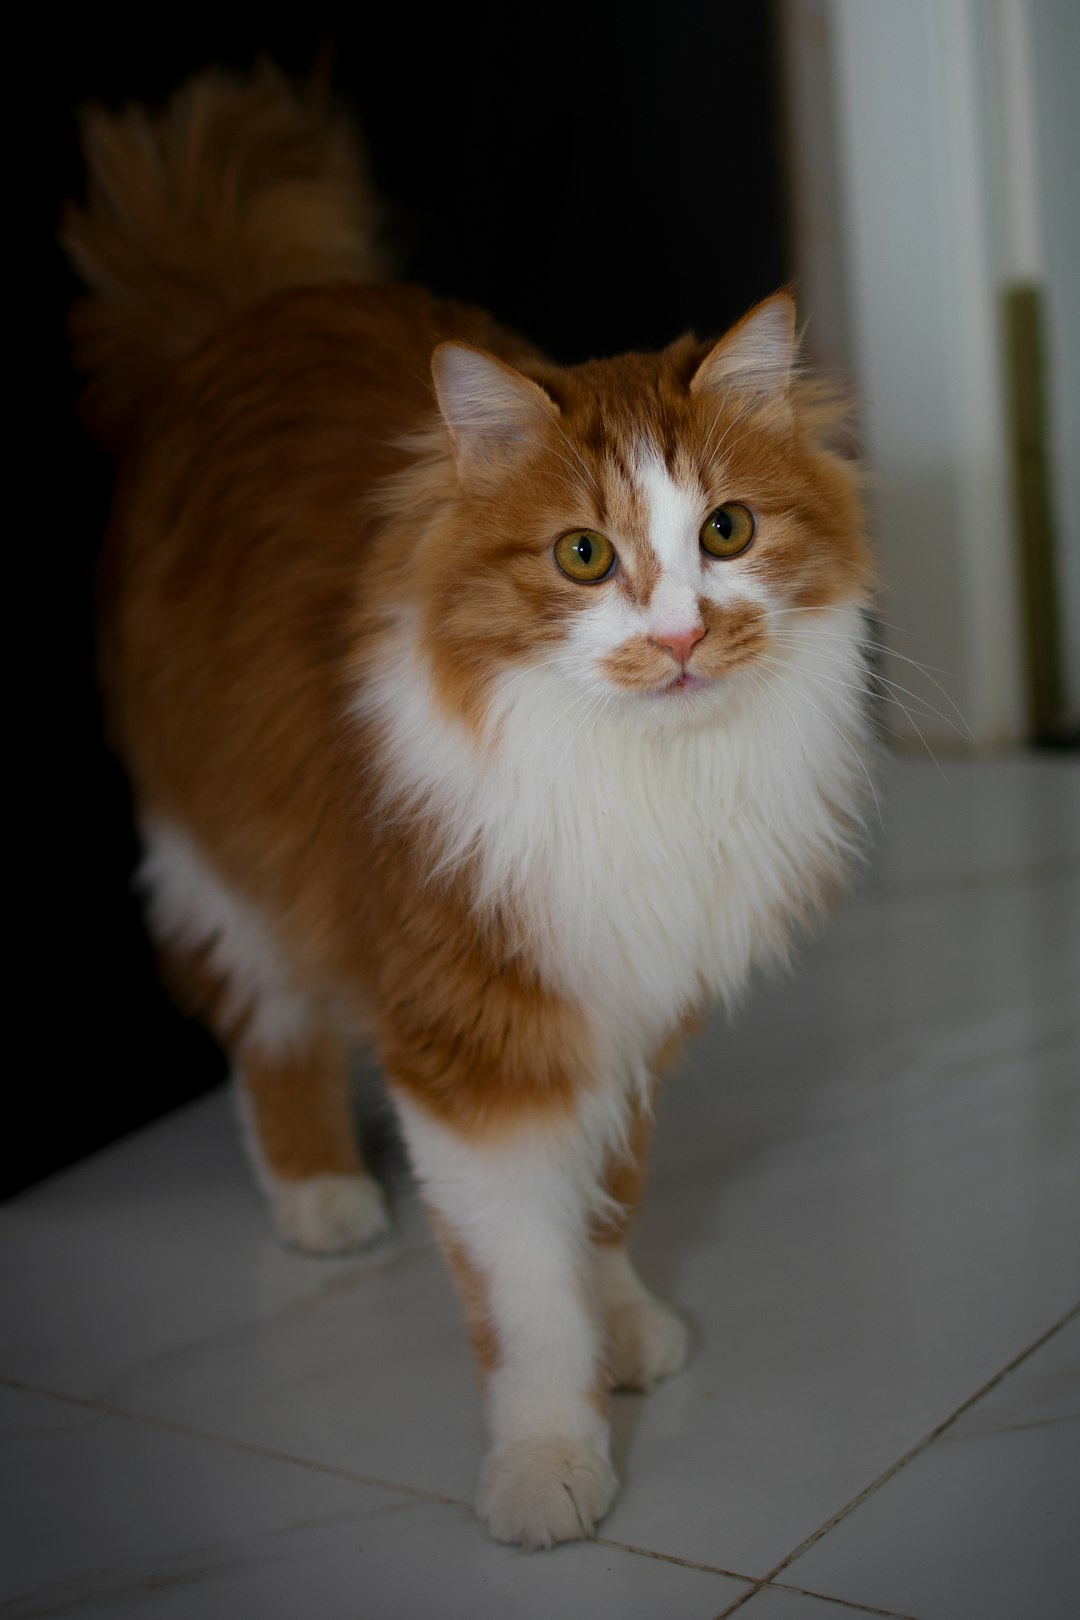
[18,3,788,1199]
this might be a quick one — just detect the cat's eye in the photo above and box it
[554,529,616,583]
[700,504,755,559]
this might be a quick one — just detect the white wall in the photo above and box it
[781,0,1078,747]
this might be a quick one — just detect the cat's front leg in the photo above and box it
[392,1091,617,1548]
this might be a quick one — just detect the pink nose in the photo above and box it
[651,626,706,667]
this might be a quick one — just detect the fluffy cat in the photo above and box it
[64,65,874,1547]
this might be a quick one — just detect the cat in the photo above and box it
[64,64,874,1548]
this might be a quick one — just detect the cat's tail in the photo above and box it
[62,61,387,452]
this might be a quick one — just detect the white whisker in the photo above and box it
[767,615,974,740]
[479,648,578,734]
[550,414,605,504]
[746,668,847,870]
[765,640,966,739]
[758,654,949,763]
[759,660,884,833]
[702,399,760,477]
[550,686,611,780]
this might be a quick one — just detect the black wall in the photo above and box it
[19,4,787,1199]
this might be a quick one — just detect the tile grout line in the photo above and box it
[0,1373,470,1512]
[0,1373,754,1587]
[710,1299,1080,1619]
[8,1297,1076,1606]
[768,1582,924,1619]
[592,1534,752,1584]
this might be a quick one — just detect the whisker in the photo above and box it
[702,399,760,476]
[767,618,974,739]
[746,668,847,869]
[769,605,953,664]
[513,433,599,495]
[534,680,606,752]
[758,661,884,833]
[758,654,952,755]
[479,648,578,733]
[550,414,604,504]
[747,665,810,770]
[761,651,949,784]
[551,685,610,780]
[764,640,967,738]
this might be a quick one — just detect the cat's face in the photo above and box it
[423,294,870,733]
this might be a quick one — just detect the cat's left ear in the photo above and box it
[689,291,796,401]
[432,342,559,475]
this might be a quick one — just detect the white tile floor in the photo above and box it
[2,753,1078,1619]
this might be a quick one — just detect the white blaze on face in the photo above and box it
[634,450,704,644]
[635,443,774,626]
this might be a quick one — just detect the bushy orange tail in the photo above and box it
[62,62,386,451]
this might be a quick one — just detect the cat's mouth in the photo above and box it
[658,670,710,696]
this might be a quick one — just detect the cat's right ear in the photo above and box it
[432,343,559,476]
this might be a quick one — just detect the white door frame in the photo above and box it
[779,0,1063,749]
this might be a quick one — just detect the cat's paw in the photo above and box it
[269,1172,389,1254]
[476,1438,618,1548]
[605,1297,691,1391]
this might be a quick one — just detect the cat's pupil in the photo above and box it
[713,510,733,540]
[578,536,594,564]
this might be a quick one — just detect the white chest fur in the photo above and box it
[360,603,872,1062]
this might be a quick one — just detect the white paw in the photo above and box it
[268,1172,389,1254]
[605,1297,690,1391]
[476,1437,618,1548]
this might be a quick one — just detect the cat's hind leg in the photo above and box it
[593,1091,690,1392]
[140,819,387,1254]
[594,1245,691,1392]
[237,1031,388,1254]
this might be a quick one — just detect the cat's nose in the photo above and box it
[651,626,706,667]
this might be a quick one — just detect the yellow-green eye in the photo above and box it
[554,529,616,583]
[700,503,755,558]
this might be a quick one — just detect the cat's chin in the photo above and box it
[621,670,743,729]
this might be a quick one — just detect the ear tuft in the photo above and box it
[432,343,559,473]
[689,291,797,400]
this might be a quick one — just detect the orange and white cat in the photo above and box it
[65,66,873,1547]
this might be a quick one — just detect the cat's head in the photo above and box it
[417,291,870,734]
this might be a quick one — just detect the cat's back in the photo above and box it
[100,280,522,883]
[109,278,527,601]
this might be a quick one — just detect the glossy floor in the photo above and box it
[3,754,1078,1619]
